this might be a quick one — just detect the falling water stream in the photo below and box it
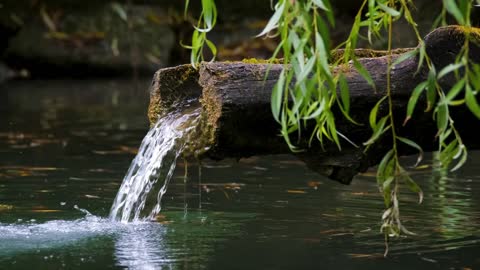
[109,103,202,222]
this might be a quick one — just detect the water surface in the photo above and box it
[0,80,479,269]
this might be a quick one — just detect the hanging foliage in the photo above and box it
[185,0,480,256]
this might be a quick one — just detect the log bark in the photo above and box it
[148,26,480,184]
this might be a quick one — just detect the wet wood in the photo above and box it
[148,26,480,184]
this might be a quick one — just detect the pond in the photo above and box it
[0,79,479,269]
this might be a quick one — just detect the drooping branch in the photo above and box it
[148,26,480,184]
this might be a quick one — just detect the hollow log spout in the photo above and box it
[148,26,480,185]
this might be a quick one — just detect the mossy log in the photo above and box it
[148,26,480,184]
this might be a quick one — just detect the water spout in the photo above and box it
[109,104,201,222]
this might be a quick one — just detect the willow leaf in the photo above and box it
[257,1,286,37]
[353,59,375,91]
[364,117,390,146]
[445,78,466,103]
[271,71,285,123]
[402,173,423,204]
[205,39,217,60]
[465,84,480,119]
[404,81,427,125]
[426,68,437,111]
[338,74,350,113]
[442,0,465,25]
[377,1,401,17]
[312,0,329,11]
[370,96,387,129]
[451,145,467,172]
[392,49,418,66]
[437,63,464,79]
[397,136,424,167]
[377,149,394,187]
[435,103,449,133]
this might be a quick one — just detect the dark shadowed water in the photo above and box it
[0,79,479,269]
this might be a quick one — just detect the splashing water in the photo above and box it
[109,104,201,222]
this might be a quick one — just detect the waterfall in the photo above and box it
[109,104,201,222]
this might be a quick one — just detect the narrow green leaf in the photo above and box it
[382,176,394,192]
[184,0,190,18]
[417,44,426,72]
[465,84,480,119]
[381,158,395,206]
[435,103,449,133]
[205,39,217,60]
[397,136,424,166]
[402,173,423,203]
[377,1,401,17]
[201,0,217,31]
[326,111,341,149]
[312,0,329,11]
[369,96,387,129]
[364,117,390,146]
[442,0,465,25]
[304,99,326,120]
[257,0,285,37]
[111,3,127,21]
[382,206,392,220]
[451,144,467,171]
[470,64,480,90]
[392,49,418,66]
[297,56,316,83]
[404,81,427,125]
[271,71,285,123]
[353,59,375,91]
[338,74,350,113]
[315,32,332,77]
[437,63,464,79]
[445,78,465,103]
[377,149,394,188]
[426,68,437,111]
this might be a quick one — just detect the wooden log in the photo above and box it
[148,26,480,184]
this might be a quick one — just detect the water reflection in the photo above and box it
[1,79,479,269]
[114,223,171,269]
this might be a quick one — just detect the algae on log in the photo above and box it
[148,26,480,184]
